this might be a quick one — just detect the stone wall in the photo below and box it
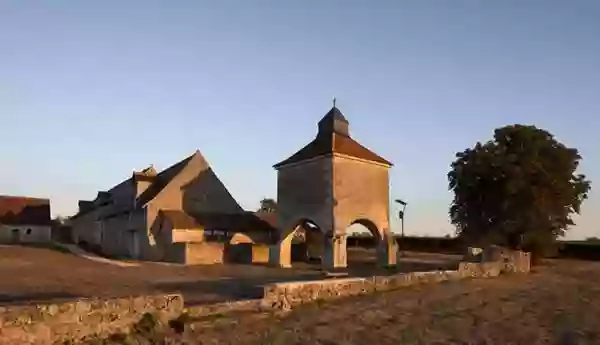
[481,246,532,273]
[0,251,532,343]
[0,225,51,244]
[263,258,527,310]
[331,155,390,236]
[172,229,205,243]
[166,242,271,265]
[166,242,225,264]
[276,157,334,234]
[0,294,183,345]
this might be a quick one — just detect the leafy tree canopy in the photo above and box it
[448,124,591,255]
[258,198,277,213]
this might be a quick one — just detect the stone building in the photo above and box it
[270,106,398,268]
[71,150,275,261]
[0,195,52,244]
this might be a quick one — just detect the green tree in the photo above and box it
[448,125,591,257]
[258,198,277,213]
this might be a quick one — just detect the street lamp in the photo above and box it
[395,199,407,256]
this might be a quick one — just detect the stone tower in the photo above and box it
[271,106,397,268]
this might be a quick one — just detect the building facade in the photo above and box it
[0,195,52,244]
[70,150,261,261]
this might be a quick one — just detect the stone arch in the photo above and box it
[271,218,326,268]
[344,218,397,268]
[349,218,384,239]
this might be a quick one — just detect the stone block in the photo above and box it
[0,294,184,345]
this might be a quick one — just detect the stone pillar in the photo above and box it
[269,239,292,268]
[377,235,397,267]
[305,230,324,261]
[322,234,347,269]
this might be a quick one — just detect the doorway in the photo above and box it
[11,229,20,244]
[128,230,140,259]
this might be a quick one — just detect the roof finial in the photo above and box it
[332,96,337,108]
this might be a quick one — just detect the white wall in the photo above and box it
[0,225,51,243]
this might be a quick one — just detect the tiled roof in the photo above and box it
[0,195,51,226]
[255,211,276,228]
[274,132,392,168]
[274,107,392,168]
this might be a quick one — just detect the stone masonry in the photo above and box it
[0,294,183,345]
[0,249,530,344]
[263,250,531,310]
[271,106,397,269]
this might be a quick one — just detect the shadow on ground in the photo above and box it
[152,253,462,305]
[0,292,85,306]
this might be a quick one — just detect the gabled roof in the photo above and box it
[0,195,51,226]
[274,107,392,168]
[136,151,199,207]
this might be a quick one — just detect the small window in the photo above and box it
[26,228,32,235]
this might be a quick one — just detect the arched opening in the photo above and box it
[290,220,324,263]
[345,219,383,268]
[278,219,325,267]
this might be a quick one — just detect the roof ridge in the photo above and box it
[0,195,50,201]
[135,151,200,206]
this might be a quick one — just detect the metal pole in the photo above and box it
[394,199,407,257]
[400,204,406,257]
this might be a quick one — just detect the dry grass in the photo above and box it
[164,260,600,345]
[0,245,322,305]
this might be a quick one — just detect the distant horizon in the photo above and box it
[1,1,597,240]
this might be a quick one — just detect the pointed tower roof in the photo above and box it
[318,106,350,137]
[274,107,392,169]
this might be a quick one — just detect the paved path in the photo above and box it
[53,243,139,267]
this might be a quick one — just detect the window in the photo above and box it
[26,228,32,235]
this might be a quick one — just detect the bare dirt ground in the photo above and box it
[0,245,458,306]
[166,260,600,345]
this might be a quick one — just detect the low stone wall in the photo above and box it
[263,260,521,310]
[166,242,226,265]
[167,242,271,265]
[481,246,531,273]
[0,250,531,343]
[0,294,183,345]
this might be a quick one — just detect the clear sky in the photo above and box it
[1,1,598,239]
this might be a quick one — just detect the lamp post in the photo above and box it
[395,199,407,256]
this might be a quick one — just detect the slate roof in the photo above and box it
[160,210,277,234]
[274,108,392,168]
[0,195,52,226]
[136,152,197,207]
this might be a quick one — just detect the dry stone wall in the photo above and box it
[0,249,531,344]
[0,294,183,345]
[263,256,529,310]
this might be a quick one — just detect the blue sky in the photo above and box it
[1,1,598,239]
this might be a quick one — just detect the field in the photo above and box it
[3,245,599,344]
[167,260,600,345]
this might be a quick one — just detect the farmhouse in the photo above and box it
[71,150,276,262]
[0,195,52,244]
